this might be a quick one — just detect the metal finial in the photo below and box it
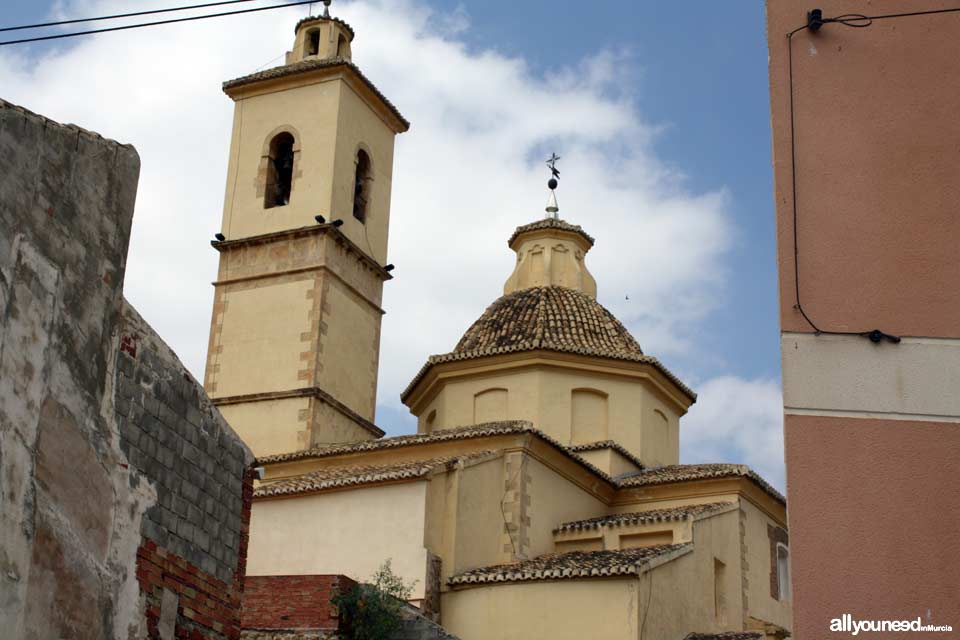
[322,0,332,18]
[545,153,560,219]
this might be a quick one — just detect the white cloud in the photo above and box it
[680,376,786,491]
[1,1,756,459]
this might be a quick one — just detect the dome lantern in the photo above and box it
[504,218,598,299]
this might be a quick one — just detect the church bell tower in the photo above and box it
[204,7,409,457]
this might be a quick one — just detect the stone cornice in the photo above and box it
[403,349,695,416]
[211,386,385,439]
[211,223,393,282]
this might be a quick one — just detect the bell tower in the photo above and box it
[204,7,409,457]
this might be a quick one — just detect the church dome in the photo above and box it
[453,286,643,359]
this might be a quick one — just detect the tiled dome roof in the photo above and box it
[401,286,694,403]
[453,286,643,358]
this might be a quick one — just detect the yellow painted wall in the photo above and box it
[316,277,380,420]
[504,232,597,298]
[443,578,640,640]
[247,482,429,600]
[525,456,606,559]
[740,499,792,629]
[217,397,310,456]
[331,80,397,264]
[220,75,396,260]
[450,456,509,573]
[443,510,748,639]
[221,82,340,240]
[637,510,744,639]
[415,363,682,467]
[419,368,540,429]
[215,279,314,396]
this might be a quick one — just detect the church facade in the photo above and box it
[205,11,791,640]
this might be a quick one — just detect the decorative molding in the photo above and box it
[211,386,384,438]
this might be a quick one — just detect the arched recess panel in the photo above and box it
[645,408,671,465]
[474,388,508,424]
[571,389,608,444]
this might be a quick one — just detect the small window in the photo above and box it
[307,30,320,56]
[337,34,348,57]
[265,132,295,208]
[352,149,371,223]
[776,543,791,601]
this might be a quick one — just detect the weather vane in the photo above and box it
[545,153,560,219]
[322,0,332,18]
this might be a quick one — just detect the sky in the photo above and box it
[0,0,786,489]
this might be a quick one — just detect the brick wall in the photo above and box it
[242,575,355,632]
[117,302,255,586]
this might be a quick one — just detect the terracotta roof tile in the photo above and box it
[222,57,408,130]
[507,218,595,247]
[567,440,645,471]
[256,424,784,504]
[255,453,492,498]
[448,544,691,585]
[256,421,612,482]
[401,286,694,402]
[454,286,642,357]
[554,502,733,533]
[619,464,785,504]
[293,15,355,39]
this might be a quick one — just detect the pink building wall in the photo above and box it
[766,2,960,638]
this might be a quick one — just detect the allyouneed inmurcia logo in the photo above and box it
[830,614,953,635]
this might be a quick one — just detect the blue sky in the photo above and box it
[0,0,785,487]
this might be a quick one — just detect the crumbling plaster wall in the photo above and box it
[0,99,254,640]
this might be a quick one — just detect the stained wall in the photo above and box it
[0,100,255,640]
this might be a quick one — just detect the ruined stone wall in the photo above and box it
[0,99,254,639]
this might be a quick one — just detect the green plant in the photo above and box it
[332,560,417,640]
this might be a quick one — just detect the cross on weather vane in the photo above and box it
[546,153,561,180]
[545,153,560,219]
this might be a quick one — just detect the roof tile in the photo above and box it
[554,502,733,533]
[567,440,645,471]
[619,464,785,504]
[401,286,695,402]
[255,424,784,504]
[507,218,595,247]
[256,454,492,498]
[448,545,690,585]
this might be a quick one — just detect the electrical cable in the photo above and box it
[0,0,317,46]
[780,7,960,343]
[0,0,264,33]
